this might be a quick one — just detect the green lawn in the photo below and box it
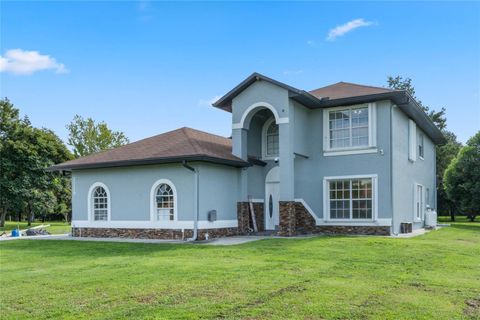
[0,221,71,235]
[0,223,479,319]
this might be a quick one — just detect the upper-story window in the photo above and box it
[263,118,279,159]
[418,133,424,159]
[329,106,368,148]
[323,103,377,156]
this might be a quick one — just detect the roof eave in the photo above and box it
[47,155,251,171]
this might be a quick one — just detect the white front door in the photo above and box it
[265,182,279,230]
[265,166,280,230]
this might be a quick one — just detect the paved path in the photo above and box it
[1,227,441,244]
[0,234,266,245]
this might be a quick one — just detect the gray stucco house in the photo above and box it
[51,73,445,239]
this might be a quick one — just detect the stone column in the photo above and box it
[278,201,296,236]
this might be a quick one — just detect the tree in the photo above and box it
[387,76,447,130]
[0,98,73,227]
[444,131,480,222]
[67,115,129,158]
[387,76,461,220]
[436,131,462,220]
[0,98,25,226]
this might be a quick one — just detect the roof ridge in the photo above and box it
[182,127,204,154]
[182,126,231,141]
[310,81,397,93]
[338,81,398,91]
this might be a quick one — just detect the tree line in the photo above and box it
[0,76,478,227]
[0,99,129,227]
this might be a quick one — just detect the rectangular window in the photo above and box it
[327,177,374,220]
[418,133,424,159]
[415,184,424,221]
[329,106,369,149]
[408,119,417,162]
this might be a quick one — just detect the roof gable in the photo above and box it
[213,72,322,112]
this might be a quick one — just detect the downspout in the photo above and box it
[434,147,437,210]
[390,104,398,236]
[183,161,199,241]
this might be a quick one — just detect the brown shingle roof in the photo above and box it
[50,127,248,170]
[309,81,397,100]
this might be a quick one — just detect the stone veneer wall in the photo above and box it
[279,201,391,236]
[72,227,238,241]
[237,202,264,234]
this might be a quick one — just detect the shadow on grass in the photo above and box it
[0,236,340,260]
[449,223,480,232]
[0,239,208,259]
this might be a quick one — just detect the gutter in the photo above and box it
[390,104,398,236]
[47,155,251,172]
[182,161,199,241]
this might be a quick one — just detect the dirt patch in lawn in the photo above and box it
[216,281,309,318]
[464,298,480,317]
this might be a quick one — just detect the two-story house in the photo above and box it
[51,73,445,239]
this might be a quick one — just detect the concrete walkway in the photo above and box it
[1,227,441,244]
[0,234,266,245]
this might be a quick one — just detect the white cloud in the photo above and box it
[0,49,68,75]
[199,95,221,107]
[327,18,374,41]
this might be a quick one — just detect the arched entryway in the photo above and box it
[265,166,280,230]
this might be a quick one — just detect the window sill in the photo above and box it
[323,147,378,157]
[261,156,279,161]
[318,218,391,227]
[419,156,424,161]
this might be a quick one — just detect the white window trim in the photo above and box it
[323,174,378,222]
[413,183,425,222]
[150,179,178,222]
[408,119,417,162]
[262,117,279,160]
[88,182,111,222]
[323,103,377,156]
[295,198,391,226]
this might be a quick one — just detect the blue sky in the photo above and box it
[1,1,479,144]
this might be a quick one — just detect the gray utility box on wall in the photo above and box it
[207,210,217,222]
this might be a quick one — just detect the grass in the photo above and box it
[0,222,479,319]
[0,221,71,235]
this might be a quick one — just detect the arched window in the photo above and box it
[155,183,175,221]
[92,185,109,221]
[263,118,279,159]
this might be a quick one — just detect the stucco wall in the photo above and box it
[72,162,240,223]
[231,80,289,125]
[197,163,241,221]
[231,80,294,200]
[392,106,436,233]
[293,100,393,221]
